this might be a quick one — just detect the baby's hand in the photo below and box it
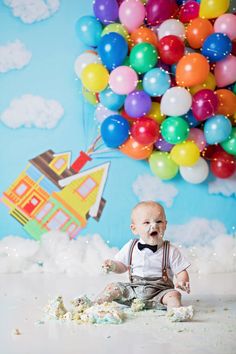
[102,259,116,273]
[176,281,190,294]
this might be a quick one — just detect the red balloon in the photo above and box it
[210,150,236,179]
[201,144,223,160]
[192,89,218,121]
[158,35,185,65]
[131,117,160,145]
[179,1,199,23]
[146,0,178,25]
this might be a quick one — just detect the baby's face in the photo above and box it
[131,204,167,246]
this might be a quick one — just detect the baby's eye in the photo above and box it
[144,221,150,225]
[156,220,163,224]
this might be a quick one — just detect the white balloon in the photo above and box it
[180,157,209,184]
[158,19,185,40]
[74,51,101,79]
[160,87,192,116]
[95,104,118,123]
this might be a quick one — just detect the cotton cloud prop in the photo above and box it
[166,218,227,246]
[0,227,235,275]
[4,0,60,24]
[0,94,64,128]
[133,174,178,207]
[0,40,32,73]
[208,172,236,197]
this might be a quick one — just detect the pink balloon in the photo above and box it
[109,66,138,94]
[214,14,236,41]
[119,0,146,33]
[214,55,236,88]
[146,0,178,25]
[187,128,206,152]
[192,89,218,121]
[179,1,200,23]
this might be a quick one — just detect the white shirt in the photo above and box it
[115,239,190,279]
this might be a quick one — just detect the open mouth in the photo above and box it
[150,231,158,237]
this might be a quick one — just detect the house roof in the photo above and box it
[59,162,110,217]
[30,150,75,188]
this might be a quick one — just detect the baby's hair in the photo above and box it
[131,201,166,223]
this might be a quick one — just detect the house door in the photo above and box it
[23,195,41,215]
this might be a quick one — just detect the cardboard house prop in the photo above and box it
[2,150,109,239]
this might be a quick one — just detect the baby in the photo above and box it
[96,201,193,322]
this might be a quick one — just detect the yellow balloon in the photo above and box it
[81,63,109,93]
[190,72,216,95]
[170,141,200,166]
[82,86,98,105]
[148,102,166,124]
[199,0,230,19]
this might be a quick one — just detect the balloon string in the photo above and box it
[87,134,102,154]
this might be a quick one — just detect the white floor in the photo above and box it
[0,272,236,354]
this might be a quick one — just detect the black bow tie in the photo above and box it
[138,242,157,253]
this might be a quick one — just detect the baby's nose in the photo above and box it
[149,222,158,230]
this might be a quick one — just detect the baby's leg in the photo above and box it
[95,282,123,304]
[162,290,194,322]
[161,290,182,309]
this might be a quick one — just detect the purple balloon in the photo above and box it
[146,0,178,25]
[124,90,152,118]
[154,137,174,152]
[192,89,219,122]
[93,0,119,25]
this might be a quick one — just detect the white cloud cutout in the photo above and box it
[4,0,60,24]
[208,172,236,197]
[133,174,178,207]
[0,40,32,73]
[0,94,64,129]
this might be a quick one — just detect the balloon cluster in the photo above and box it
[75,0,236,184]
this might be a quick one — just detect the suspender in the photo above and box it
[128,239,138,282]
[128,239,170,283]
[162,241,170,282]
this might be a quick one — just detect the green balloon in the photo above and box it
[233,82,236,95]
[161,116,189,144]
[221,127,236,156]
[102,23,129,42]
[149,151,178,180]
[130,43,158,74]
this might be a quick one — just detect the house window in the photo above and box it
[46,210,69,230]
[35,202,53,221]
[54,158,66,170]
[66,223,77,235]
[15,182,28,196]
[76,177,97,199]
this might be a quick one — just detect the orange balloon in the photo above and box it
[130,26,159,48]
[186,18,213,49]
[176,53,210,87]
[215,89,236,117]
[119,136,153,160]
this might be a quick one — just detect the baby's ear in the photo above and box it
[130,223,138,235]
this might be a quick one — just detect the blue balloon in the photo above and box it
[143,68,171,97]
[183,110,200,128]
[98,32,128,71]
[202,33,232,62]
[171,64,177,76]
[75,16,102,47]
[93,0,119,25]
[99,87,126,111]
[101,115,130,148]
[204,115,232,144]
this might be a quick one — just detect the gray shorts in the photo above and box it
[116,276,175,309]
